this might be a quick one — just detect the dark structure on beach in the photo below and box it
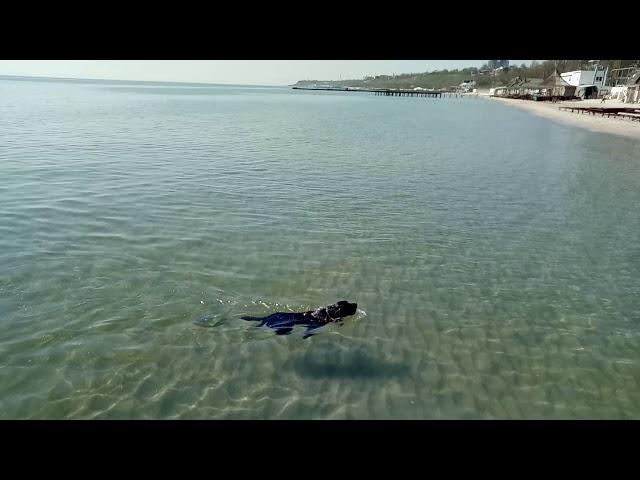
[492,70,576,101]
[541,70,576,98]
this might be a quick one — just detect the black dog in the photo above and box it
[242,301,358,338]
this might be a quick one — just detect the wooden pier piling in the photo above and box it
[294,86,444,98]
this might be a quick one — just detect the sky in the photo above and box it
[0,60,534,86]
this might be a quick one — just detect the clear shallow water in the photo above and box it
[1,78,639,419]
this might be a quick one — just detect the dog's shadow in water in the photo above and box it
[294,348,410,380]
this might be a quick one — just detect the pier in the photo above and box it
[373,89,443,98]
[293,86,458,98]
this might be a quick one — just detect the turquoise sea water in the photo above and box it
[1,77,639,419]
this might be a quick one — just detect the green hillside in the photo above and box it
[294,60,639,90]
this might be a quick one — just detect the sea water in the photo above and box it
[1,77,639,419]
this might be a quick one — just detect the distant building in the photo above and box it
[492,71,575,99]
[492,77,524,96]
[575,85,599,100]
[606,65,640,88]
[521,78,546,95]
[561,70,606,91]
[459,80,476,92]
[540,70,576,98]
[625,71,640,103]
[609,85,627,101]
[487,60,510,70]
[506,77,545,96]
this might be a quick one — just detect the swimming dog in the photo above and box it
[241,301,358,338]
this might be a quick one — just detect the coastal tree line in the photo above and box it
[294,60,639,90]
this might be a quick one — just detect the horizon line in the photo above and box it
[0,73,289,88]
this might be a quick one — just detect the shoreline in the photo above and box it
[485,95,640,139]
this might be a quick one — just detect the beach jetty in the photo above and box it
[373,89,443,98]
[293,86,447,98]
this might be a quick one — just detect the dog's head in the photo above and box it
[326,300,358,319]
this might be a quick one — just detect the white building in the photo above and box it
[609,85,627,101]
[459,80,476,92]
[624,71,640,103]
[561,70,607,91]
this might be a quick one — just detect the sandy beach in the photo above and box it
[483,95,640,139]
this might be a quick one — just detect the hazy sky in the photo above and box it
[0,60,533,86]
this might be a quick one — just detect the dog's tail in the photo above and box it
[241,316,262,322]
